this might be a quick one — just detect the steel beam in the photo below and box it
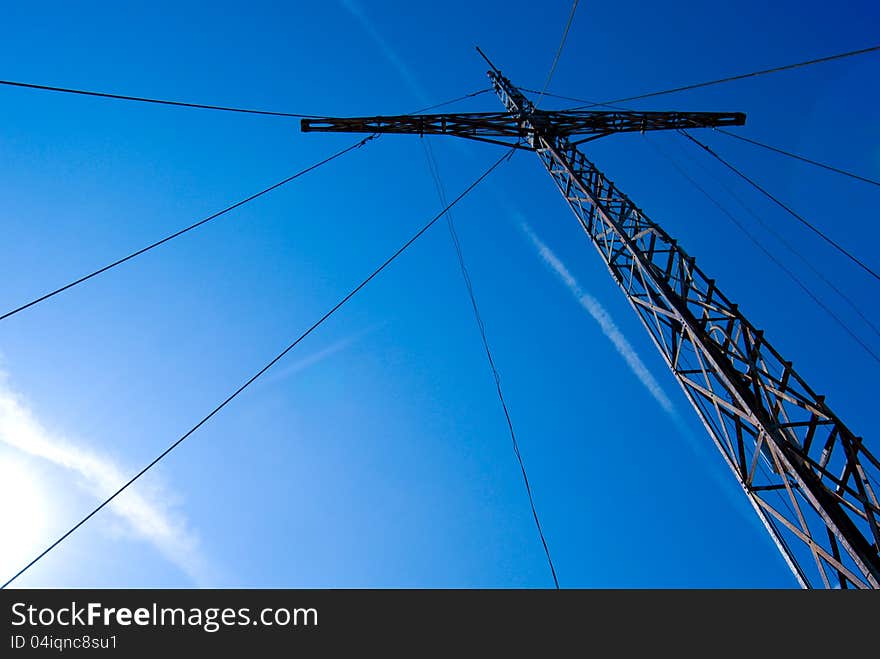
[301,110,745,147]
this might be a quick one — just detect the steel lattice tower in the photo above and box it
[302,55,880,589]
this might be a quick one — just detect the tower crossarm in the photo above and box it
[300,110,745,148]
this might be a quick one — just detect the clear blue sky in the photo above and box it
[0,0,877,588]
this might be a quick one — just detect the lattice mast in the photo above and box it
[301,53,880,589]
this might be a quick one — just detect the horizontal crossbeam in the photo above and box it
[301,110,745,147]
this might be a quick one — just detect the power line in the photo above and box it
[525,87,880,195]
[680,130,880,285]
[0,78,491,119]
[0,147,513,590]
[0,86,497,323]
[567,44,880,109]
[522,86,880,190]
[521,87,598,106]
[420,138,559,588]
[669,135,880,341]
[521,87,621,110]
[646,136,880,364]
[663,134,880,492]
[411,88,492,114]
[713,129,880,188]
[0,78,322,117]
[535,0,580,109]
[0,136,379,324]
[531,65,880,291]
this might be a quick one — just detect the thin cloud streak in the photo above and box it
[521,222,676,415]
[520,222,763,530]
[260,323,383,387]
[340,0,431,104]
[0,375,216,585]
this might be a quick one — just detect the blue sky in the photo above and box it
[0,0,877,587]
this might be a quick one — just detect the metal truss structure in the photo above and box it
[302,110,745,148]
[302,55,880,589]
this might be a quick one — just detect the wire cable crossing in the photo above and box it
[535,0,580,109]
[4,33,878,590]
[0,136,378,323]
[713,129,880,188]
[680,130,880,285]
[520,87,605,106]
[647,137,880,364]
[421,138,559,588]
[0,78,493,120]
[0,148,513,590]
[410,88,492,114]
[0,87,499,324]
[566,44,880,109]
[667,135,880,341]
[0,78,322,117]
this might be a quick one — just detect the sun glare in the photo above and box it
[0,454,50,581]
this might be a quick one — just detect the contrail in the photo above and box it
[0,374,217,585]
[339,0,431,104]
[520,222,766,533]
[522,222,676,415]
[259,324,383,388]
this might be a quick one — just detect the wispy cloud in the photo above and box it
[0,374,216,585]
[260,324,382,388]
[340,0,430,104]
[520,222,764,528]
[521,222,676,415]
